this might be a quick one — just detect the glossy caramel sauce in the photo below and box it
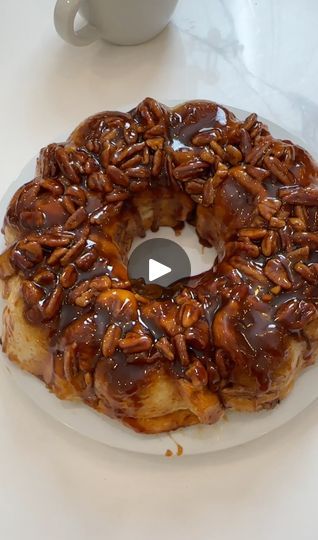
[1,98,318,422]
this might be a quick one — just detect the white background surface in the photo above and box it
[1,0,318,538]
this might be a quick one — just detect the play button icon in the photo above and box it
[128,238,191,288]
[149,259,171,282]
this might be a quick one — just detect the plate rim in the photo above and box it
[0,100,315,456]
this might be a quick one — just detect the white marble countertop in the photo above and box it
[1,0,318,538]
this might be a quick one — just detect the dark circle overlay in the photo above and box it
[128,238,192,288]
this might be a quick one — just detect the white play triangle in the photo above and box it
[148,258,172,282]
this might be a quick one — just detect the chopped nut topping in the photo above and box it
[3,97,318,423]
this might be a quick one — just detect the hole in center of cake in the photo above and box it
[128,223,216,288]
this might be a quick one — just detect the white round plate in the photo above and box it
[1,101,317,456]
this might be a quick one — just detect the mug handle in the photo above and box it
[54,0,100,46]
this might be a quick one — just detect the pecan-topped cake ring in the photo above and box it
[1,98,318,434]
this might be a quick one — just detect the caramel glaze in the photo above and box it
[1,97,318,420]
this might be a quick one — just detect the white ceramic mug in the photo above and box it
[54,0,179,47]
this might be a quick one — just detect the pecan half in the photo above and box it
[258,198,281,221]
[62,196,76,215]
[105,189,130,203]
[74,289,94,307]
[64,185,87,206]
[263,155,292,185]
[225,145,242,165]
[146,137,164,150]
[144,123,165,139]
[173,161,209,181]
[293,232,318,247]
[102,324,121,357]
[63,343,78,381]
[185,360,208,387]
[119,333,152,353]
[106,165,129,186]
[279,186,318,205]
[184,320,210,350]
[47,247,68,265]
[33,269,56,286]
[200,148,215,164]
[121,155,143,170]
[88,172,113,192]
[246,165,270,181]
[226,241,259,258]
[55,147,80,184]
[89,202,123,225]
[269,216,286,229]
[243,112,257,131]
[18,241,43,264]
[96,289,137,321]
[125,166,150,179]
[202,176,215,206]
[155,337,174,361]
[210,140,226,159]
[124,124,138,144]
[245,140,271,166]
[192,132,214,146]
[140,97,164,123]
[160,307,181,336]
[0,248,15,279]
[22,280,43,306]
[64,207,87,231]
[152,149,163,176]
[90,276,111,290]
[68,280,90,304]
[39,178,64,196]
[20,211,44,229]
[240,128,252,158]
[294,262,316,284]
[239,228,267,240]
[288,217,306,231]
[180,302,202,328]
[264,258,291,289]
[112,142,145,164]
[230,256,268,283]
[42,285,64,320]
[174,333,189,366]
[185,179,204,195]
[75,250,98,271]
[86,139,101,154]
[31,232,74,247]
[60,265,78,288]
[276,300,317,330]
[287,246,310,262]
[230,167,266,197]
[60,238,87,266]
[295,205,308,225]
